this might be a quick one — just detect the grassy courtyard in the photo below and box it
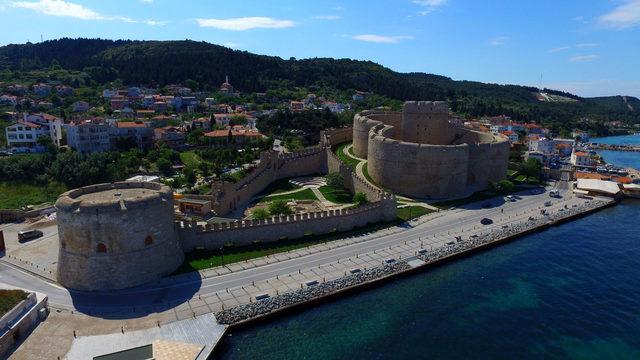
[318,185,353,204]
[0,181,67,209]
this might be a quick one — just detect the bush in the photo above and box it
[268,199,293,215]
[492,179,515,194]
[353,192,368,205]
[252,208,269,220]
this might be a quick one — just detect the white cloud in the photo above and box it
[413,0,447,15]
[332,6,346,11]
[314,15,341,20]
[489,36,509,46]
[222,42,240,48]
[352,34,413,44]
[11,0,102,19]
[196,17,295,31]
[10,0,164,24]
[569,54,599,62]
[140,0,154,3]
[599,0,640,28]
[549,46,570,53]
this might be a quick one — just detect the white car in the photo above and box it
[506,195,515,202]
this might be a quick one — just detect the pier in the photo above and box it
[591,144,640,152]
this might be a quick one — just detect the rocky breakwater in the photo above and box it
[417,199,610,264]
[216,262,411,325]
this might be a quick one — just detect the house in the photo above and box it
[6,84,27,96]
[154,126,186,149]
[65,120,112,153]
[571,151,592,167]
[352,91,369,101]
[290,101,304,111]
[501,130,519,144]
[0,94,18,106]
[32,83,51,97]
[571,130,590,142]
[102,89,118,98]
[5,113,62,152]
[112,121,154,149]
[192,117,212,131]
[110,96,128,110]
[72,101,91,112]
[528,137,555,155]
[555,143,573,157]
[127,87,142,97]
[321,101,346,113]
[56,85,74,96]
[204,127,264,145]
[490,124,509,134]
[214,113,232,127]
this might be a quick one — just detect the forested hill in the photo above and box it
[0,38,638,132]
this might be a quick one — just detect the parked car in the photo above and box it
[544,201,552,207]
[18,229,43,242]
[480,218,493,225]
[506,195,515,202]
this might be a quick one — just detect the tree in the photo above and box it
[492,180,515,194]
[252,208,269,220]
[156,158,173,176]
[520,158,542,178]
[353,192,368,205]
[268,200,293,216]
[325,172,344,188]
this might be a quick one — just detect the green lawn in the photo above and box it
[334,142,360,168]
[318,185,353,204]
[0,181,67,209]
[0,289,28,317]
[259,188,318,203]
[362,163,378,186]
[179,150,204,168]
[397,206,433,221]
[176,204,435,273]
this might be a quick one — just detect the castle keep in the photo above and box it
[354,101,510,198]
[55,182,183,291]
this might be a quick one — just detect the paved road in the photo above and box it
[0,183,576,313]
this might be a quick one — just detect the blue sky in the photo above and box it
[1,0,639,98]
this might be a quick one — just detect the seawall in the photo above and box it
[216,198,616,328]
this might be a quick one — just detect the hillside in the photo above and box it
[0,38,638,134]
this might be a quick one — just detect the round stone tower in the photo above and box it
[55,181,183,291]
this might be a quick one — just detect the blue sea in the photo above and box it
[593,134,640,170]
[216,137,640,360]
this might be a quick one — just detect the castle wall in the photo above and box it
[352,112,401,158]
[467,141,510,187]
[55,182,183,291]
[179,197,397,251]
[401,101,453,145]
[367,124,469,198]
[212,148,327,215]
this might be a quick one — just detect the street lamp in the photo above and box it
[220,246,224,266]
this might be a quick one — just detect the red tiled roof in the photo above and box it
[116,121,147,128]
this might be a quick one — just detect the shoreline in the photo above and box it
[215,197,616,334]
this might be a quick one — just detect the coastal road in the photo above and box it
[0,183,580,313]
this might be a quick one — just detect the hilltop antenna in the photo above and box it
[540,73,543,91]
[40,34,43,43]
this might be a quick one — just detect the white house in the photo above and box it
[570,151,592,167]
[528,137,555,155]
[65,120,112,153]
[5,113,62,152]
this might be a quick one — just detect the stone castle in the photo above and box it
[54,101,508,291]
[354,101,510,198]
[54,126,396,291]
